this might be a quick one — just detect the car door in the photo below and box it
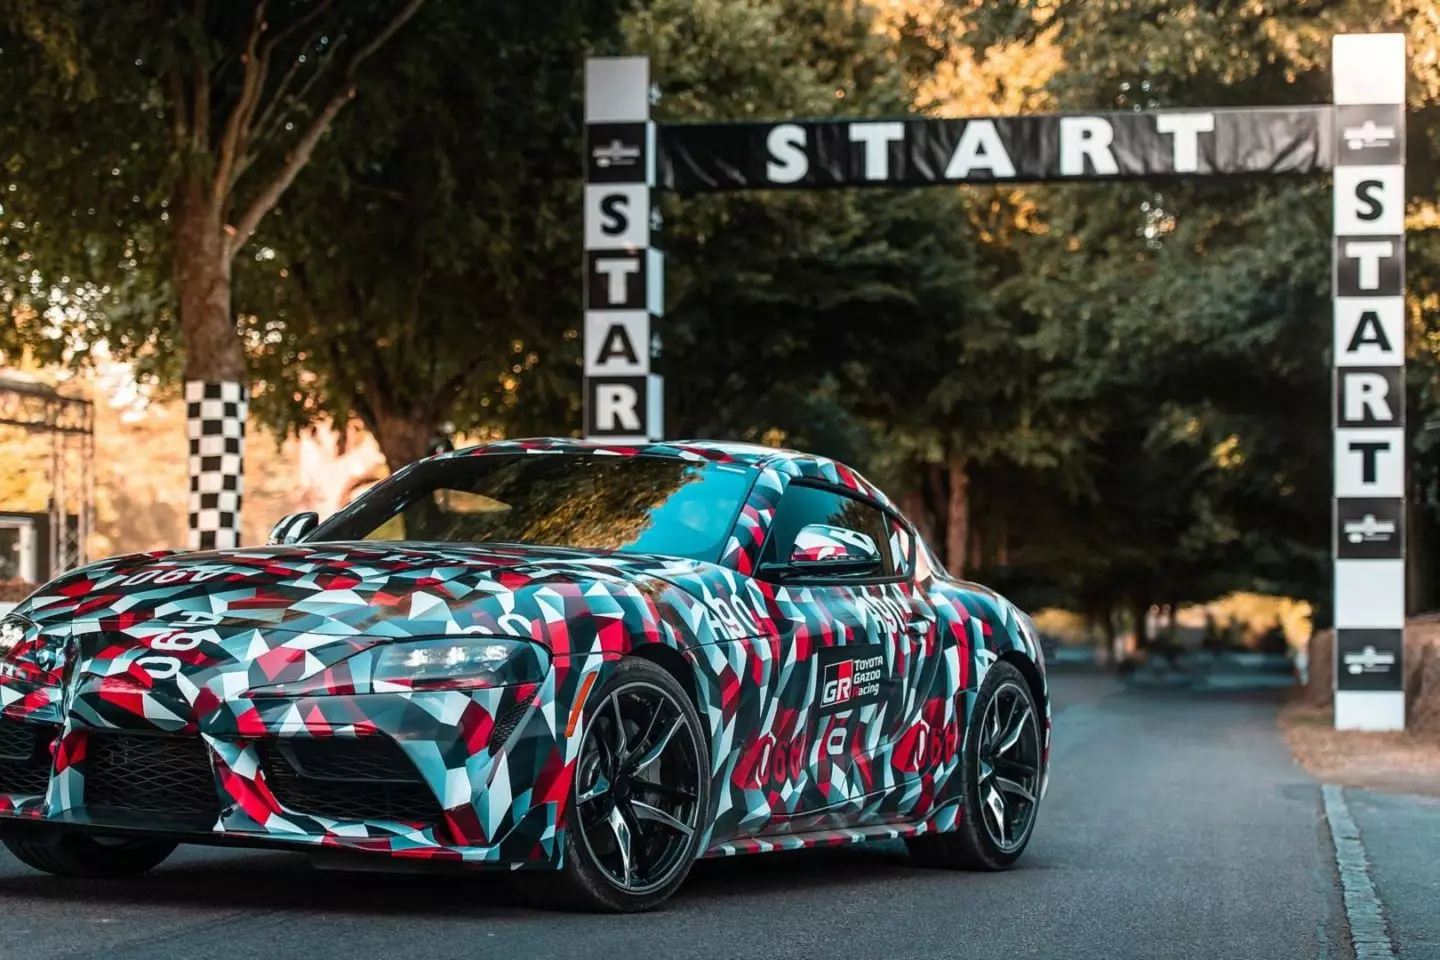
[752,481,937,828]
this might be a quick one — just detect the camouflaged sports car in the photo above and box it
[0,439,1049,912]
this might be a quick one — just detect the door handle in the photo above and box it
[904,621,934,643]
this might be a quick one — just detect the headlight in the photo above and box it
[0,615,47,683]
[0,615,32,654]
[372,636,548,691]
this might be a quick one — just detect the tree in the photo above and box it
[242,0,1022,504]
[239,1,631,471]
[961,0,1440,621]
[0,0,427,544]
[632,0,1059,574]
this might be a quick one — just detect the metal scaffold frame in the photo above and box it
[0,374,95,576]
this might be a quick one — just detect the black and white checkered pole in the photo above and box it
[1331,34,1407,730]
[583,57,664,442]
[185,380,247,551]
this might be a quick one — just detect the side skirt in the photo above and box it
[703,803,961,859]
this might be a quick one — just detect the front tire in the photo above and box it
[906,660,1043,870]
[4,834,177,878]
[524,657,709,913]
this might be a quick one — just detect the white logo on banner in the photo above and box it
[1344,645,1396,674]
[1343,121,1397,151]
[1344,514,1397,544]
[593,139,641,169]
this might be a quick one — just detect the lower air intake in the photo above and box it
[0,718,54,797]
[84,733,222,819]
[256,737,444,827]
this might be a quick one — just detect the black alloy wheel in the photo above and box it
[525,657,709,912]
[905,660,1043,870]
[973,673,1043,854]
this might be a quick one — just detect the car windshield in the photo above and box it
[309,453,756,564]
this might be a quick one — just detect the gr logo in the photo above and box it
[822,660,854,707]
[815,644,886,715]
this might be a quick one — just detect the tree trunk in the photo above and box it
[1407,458,1431,615]
[175,174,249,550]
[370,409,438,475]
[900,487,934,547]
[925,463,947,560]
[1130,596,1151,651]
[945,450,969,579]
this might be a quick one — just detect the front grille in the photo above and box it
[85,733,221,818]
[0,718,54,796]
[256,737,443,826]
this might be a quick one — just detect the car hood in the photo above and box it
[5,542,708,706]
[20,540,699,630]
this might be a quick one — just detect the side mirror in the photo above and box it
[761,523,883,579]
[268,512,319,546]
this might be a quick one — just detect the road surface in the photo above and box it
[0,668,1431,959]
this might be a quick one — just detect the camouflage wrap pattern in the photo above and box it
[0,439,1048,868]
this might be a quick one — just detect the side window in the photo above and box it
[758,484,896,578]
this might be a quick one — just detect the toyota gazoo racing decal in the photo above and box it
[818,645,886,714]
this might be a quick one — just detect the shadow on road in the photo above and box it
[0,842,928,917]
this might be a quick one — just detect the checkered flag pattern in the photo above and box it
[186,380,247,550]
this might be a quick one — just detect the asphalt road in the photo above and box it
[0,669,1419,960]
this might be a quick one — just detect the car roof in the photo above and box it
[444,437,807,469]
[436,437,894,510]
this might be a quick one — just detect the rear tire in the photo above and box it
[906,660,1042,871]
[521,657,709,913]
[4,834,177,878]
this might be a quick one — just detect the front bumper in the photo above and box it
[0,683,573,868]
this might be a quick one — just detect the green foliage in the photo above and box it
[966,0,1440,620]
[9,0,1438,623]
[0,0,429,383]
[240,1,632,465]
